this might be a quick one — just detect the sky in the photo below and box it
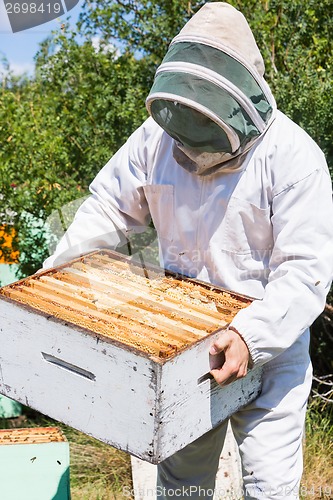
[0,0,84,75]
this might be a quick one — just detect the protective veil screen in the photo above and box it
[150,100,232,153]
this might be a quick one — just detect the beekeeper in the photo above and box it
[43,2,333,499]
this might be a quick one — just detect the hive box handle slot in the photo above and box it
[41,352,96,381]
[198,351,226,384]
[197,372,214,384]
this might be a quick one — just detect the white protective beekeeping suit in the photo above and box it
[44,3,333,499]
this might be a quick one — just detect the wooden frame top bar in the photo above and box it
[0,250,252,359]
[0,427,67,445]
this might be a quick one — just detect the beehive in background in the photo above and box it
[0,395,21,418]
[0,427,70,500]
[0,250,262,463]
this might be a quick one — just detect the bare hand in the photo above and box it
[209,327,250,386]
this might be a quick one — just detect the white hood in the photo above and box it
[146,2,276,175]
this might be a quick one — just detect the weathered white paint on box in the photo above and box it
[0,296,262,464]
[155,337,261,461]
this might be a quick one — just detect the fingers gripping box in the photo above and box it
[0,250,262,463]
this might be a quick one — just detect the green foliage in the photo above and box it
[78,0,204,62]
[247,0,333,170]
[0,0,332,278]
[1,23,150,275]
[78,0,333,171]
[301,399,333,495]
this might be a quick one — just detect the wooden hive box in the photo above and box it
[0,250,262,463]
[0,427,70,500]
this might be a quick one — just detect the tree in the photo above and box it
[78,0,333,171]
[78,0,202,62]
[2,0,332,276]
[1,24,151,276]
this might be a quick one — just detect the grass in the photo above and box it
[62,428,132,500]
[68,439,131,499]
[0,401,332,499]
[301,400,333,499]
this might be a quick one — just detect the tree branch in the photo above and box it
[312,373,333,404]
